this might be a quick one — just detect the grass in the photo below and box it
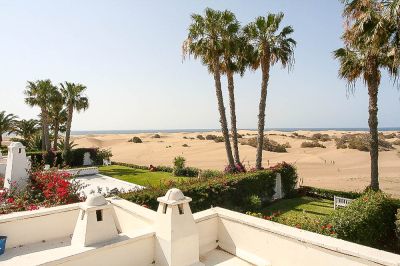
[99,165,186,187]
[262,196,334,221]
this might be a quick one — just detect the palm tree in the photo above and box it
[15,119,40,144]
[219,10,244,165]
[243,13,296,169]
[384,0,400,65]
[60,82,89,158]
[335,0,398,190]
[25,80,56,152]
[0,111,18,147]
[48,88,65,150]
[183,8,235,169]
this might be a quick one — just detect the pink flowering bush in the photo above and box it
[0,170,84,215]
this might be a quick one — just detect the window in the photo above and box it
[163,204,167,214]
[178,204,184,215]
[18,148,21,154]
[96,210,103,221]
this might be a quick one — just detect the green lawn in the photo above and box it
[262,196,334,220]
[99,165,186,187]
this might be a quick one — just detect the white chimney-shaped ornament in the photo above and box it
[4,142,30,190]
[155,188,204,266]
[71,194,118,247]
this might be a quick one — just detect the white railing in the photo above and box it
[61,167,99,177]
[333,196,353,209]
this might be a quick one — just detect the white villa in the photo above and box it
[0,142,400,265]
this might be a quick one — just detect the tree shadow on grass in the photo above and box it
[262,197,333,217]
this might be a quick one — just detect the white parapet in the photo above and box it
[155,188,204,266]
[63,167,99,177]
[71,194,119,247]
[4,142,30,190]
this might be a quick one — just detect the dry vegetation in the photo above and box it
[240,137,290,153]
[301,141,326,148]
[335,133,394,152]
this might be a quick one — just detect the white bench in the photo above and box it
[334,196,353,209]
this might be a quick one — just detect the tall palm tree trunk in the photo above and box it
[53,121,59,151]
[0,134,3,147]
[42,110,51,152]
[227,71,240,165]
[213,61,235,168]
[367,77,380,191]
[256,56,271,170]
[64,106,73,156]
[41,124,46,151]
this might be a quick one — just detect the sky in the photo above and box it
[0,0,399,131]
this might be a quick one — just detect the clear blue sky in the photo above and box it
[0,0,399,130]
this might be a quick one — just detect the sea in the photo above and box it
[71,127,400,135]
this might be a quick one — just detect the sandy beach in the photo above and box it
[70,130,400,198]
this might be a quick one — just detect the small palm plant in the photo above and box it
[15,119,40,145]
[0,111,18,147]
[243,13,296,169]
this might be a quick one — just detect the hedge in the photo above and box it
[27,148,106,168]
[120,163,298,213]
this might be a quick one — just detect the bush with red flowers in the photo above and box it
[0,170,84,215]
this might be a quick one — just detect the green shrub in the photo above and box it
[97,148,113,161]
[27,151,63,167]
[199,169,223,179]
[129,137,142,143]
[173,156,187,176]
[182,144,189,147]
[173,156,186,170]
[246,195,262,211]
[205,134,217,140]
[197,135,205,140]
[152,134,161,138]
[155,165,173,172]
[66,148,104,166]
[328,190,396,248]
[301,141,326,148]
[392,139,400,146]
[183,167,200,177]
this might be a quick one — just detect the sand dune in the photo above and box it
[71,130,400,197]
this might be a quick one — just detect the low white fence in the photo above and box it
[333,196,353,209]
[62,167,99,177]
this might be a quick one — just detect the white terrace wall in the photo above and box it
[215,207,400,266]
[0,204,80,249]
